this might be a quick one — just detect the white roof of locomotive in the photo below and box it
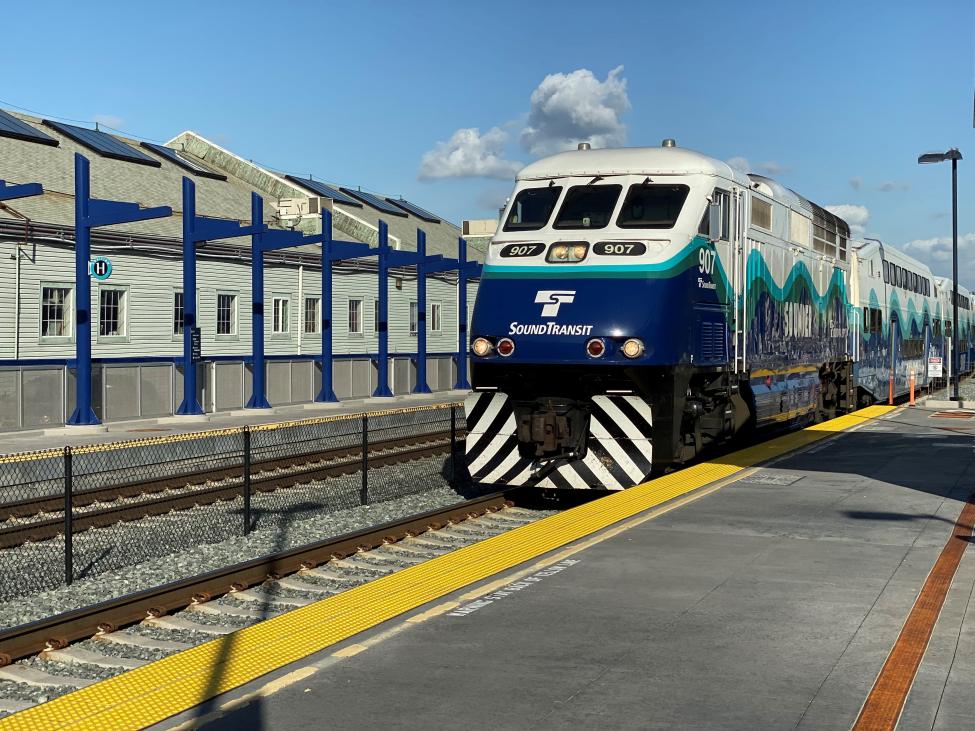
[517,145,748,183]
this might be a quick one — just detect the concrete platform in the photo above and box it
[0,391,468,456]
[157,406,975,730]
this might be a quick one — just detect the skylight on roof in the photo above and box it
[387,197,440,223]
[44,121,160,167]
[340,188,407,217]
[284,175,362,207]
[141,142,226,180]
[0,110,58,147]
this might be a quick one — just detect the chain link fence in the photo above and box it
[0,403,467,603]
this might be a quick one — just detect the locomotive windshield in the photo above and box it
[553,184,622,229]
[616,184,690,229]
[503,186,563,231]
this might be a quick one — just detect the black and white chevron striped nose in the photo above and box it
[463,392,653,490]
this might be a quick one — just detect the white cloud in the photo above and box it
[757,161,790,175]
[418,127,523,181]
[725,157,790,176]
[520,66,630,156]
[92,114,124,130]
[877,180,910,192]
[903,233,975,263]
[902,233,975,281]
[825,204,870,238]
[726,156,751,174]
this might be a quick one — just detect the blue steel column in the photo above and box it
[177,178,204,415]
[373,220,393,397]
[316,210,338,402]
[414,229,431,394]
[68,154,98,425]
[246,192,270,408]
[454,236,471,389]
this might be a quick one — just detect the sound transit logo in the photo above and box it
[535,290,575,317]
[508,290,593,336]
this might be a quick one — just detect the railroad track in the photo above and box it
[0,488,557,717]
[0,430,460,549]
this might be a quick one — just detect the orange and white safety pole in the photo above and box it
[909,370,916,406]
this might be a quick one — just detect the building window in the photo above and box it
[41,286,72,338]
[272,296,290,334]
[430,301,442,332]
[750,197,772,230]
[304,297,320,334]
[99,287,126,337]
[409,300,418,335]
[173,291,184,335]
[348,299,362,334]
[217,293,237,336]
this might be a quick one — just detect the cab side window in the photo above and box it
[698,189,731,241]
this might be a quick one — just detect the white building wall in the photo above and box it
[6,241,472,361]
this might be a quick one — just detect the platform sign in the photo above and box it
[190,327,202,364]
[928,356,943,378]
[89,256,112,281]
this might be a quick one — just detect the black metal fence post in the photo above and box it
[243,426,252,536]
[64,446,73,586]
[360,414,369,505]
[450,404,457,484]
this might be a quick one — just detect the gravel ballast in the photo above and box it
[0,456,492,630]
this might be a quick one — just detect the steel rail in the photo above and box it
[0,432,459,548]
[0,488,522,666]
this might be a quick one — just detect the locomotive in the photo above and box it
[464,140,971,490]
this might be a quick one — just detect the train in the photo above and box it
[463,140,972,490]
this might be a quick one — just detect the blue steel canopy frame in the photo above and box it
[422,236,480,390]
[0,180,43,201]
[68,153,172,425]
[246,193,327,409]
[318,217,479,400]
[176,177,265,415]
[315,211,392,400]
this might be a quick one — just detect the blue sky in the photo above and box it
[2,0,973,277]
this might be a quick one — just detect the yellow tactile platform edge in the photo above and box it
[0,401,464,463]
[0,405,894,731]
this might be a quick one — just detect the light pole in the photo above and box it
[918,148,963,401]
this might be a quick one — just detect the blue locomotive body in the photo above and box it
[465,142,964,490]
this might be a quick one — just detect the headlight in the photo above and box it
[546,242,589,263]
[471,337,493,356]
[496,337,515,357]
[621,338,645,359]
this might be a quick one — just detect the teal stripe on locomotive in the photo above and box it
[474,237,850,380]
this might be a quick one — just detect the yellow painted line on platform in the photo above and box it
[0,405,894,731]
[176,466,771,730]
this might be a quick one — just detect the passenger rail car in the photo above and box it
[464,141,969,490]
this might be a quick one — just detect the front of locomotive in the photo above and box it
[466,143,730,490]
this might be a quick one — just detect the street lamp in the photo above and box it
[918,148,963,401]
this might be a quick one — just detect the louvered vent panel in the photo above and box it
[700,321,726,362]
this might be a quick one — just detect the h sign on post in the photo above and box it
[191,327,202,364]
[89,256,112,281]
